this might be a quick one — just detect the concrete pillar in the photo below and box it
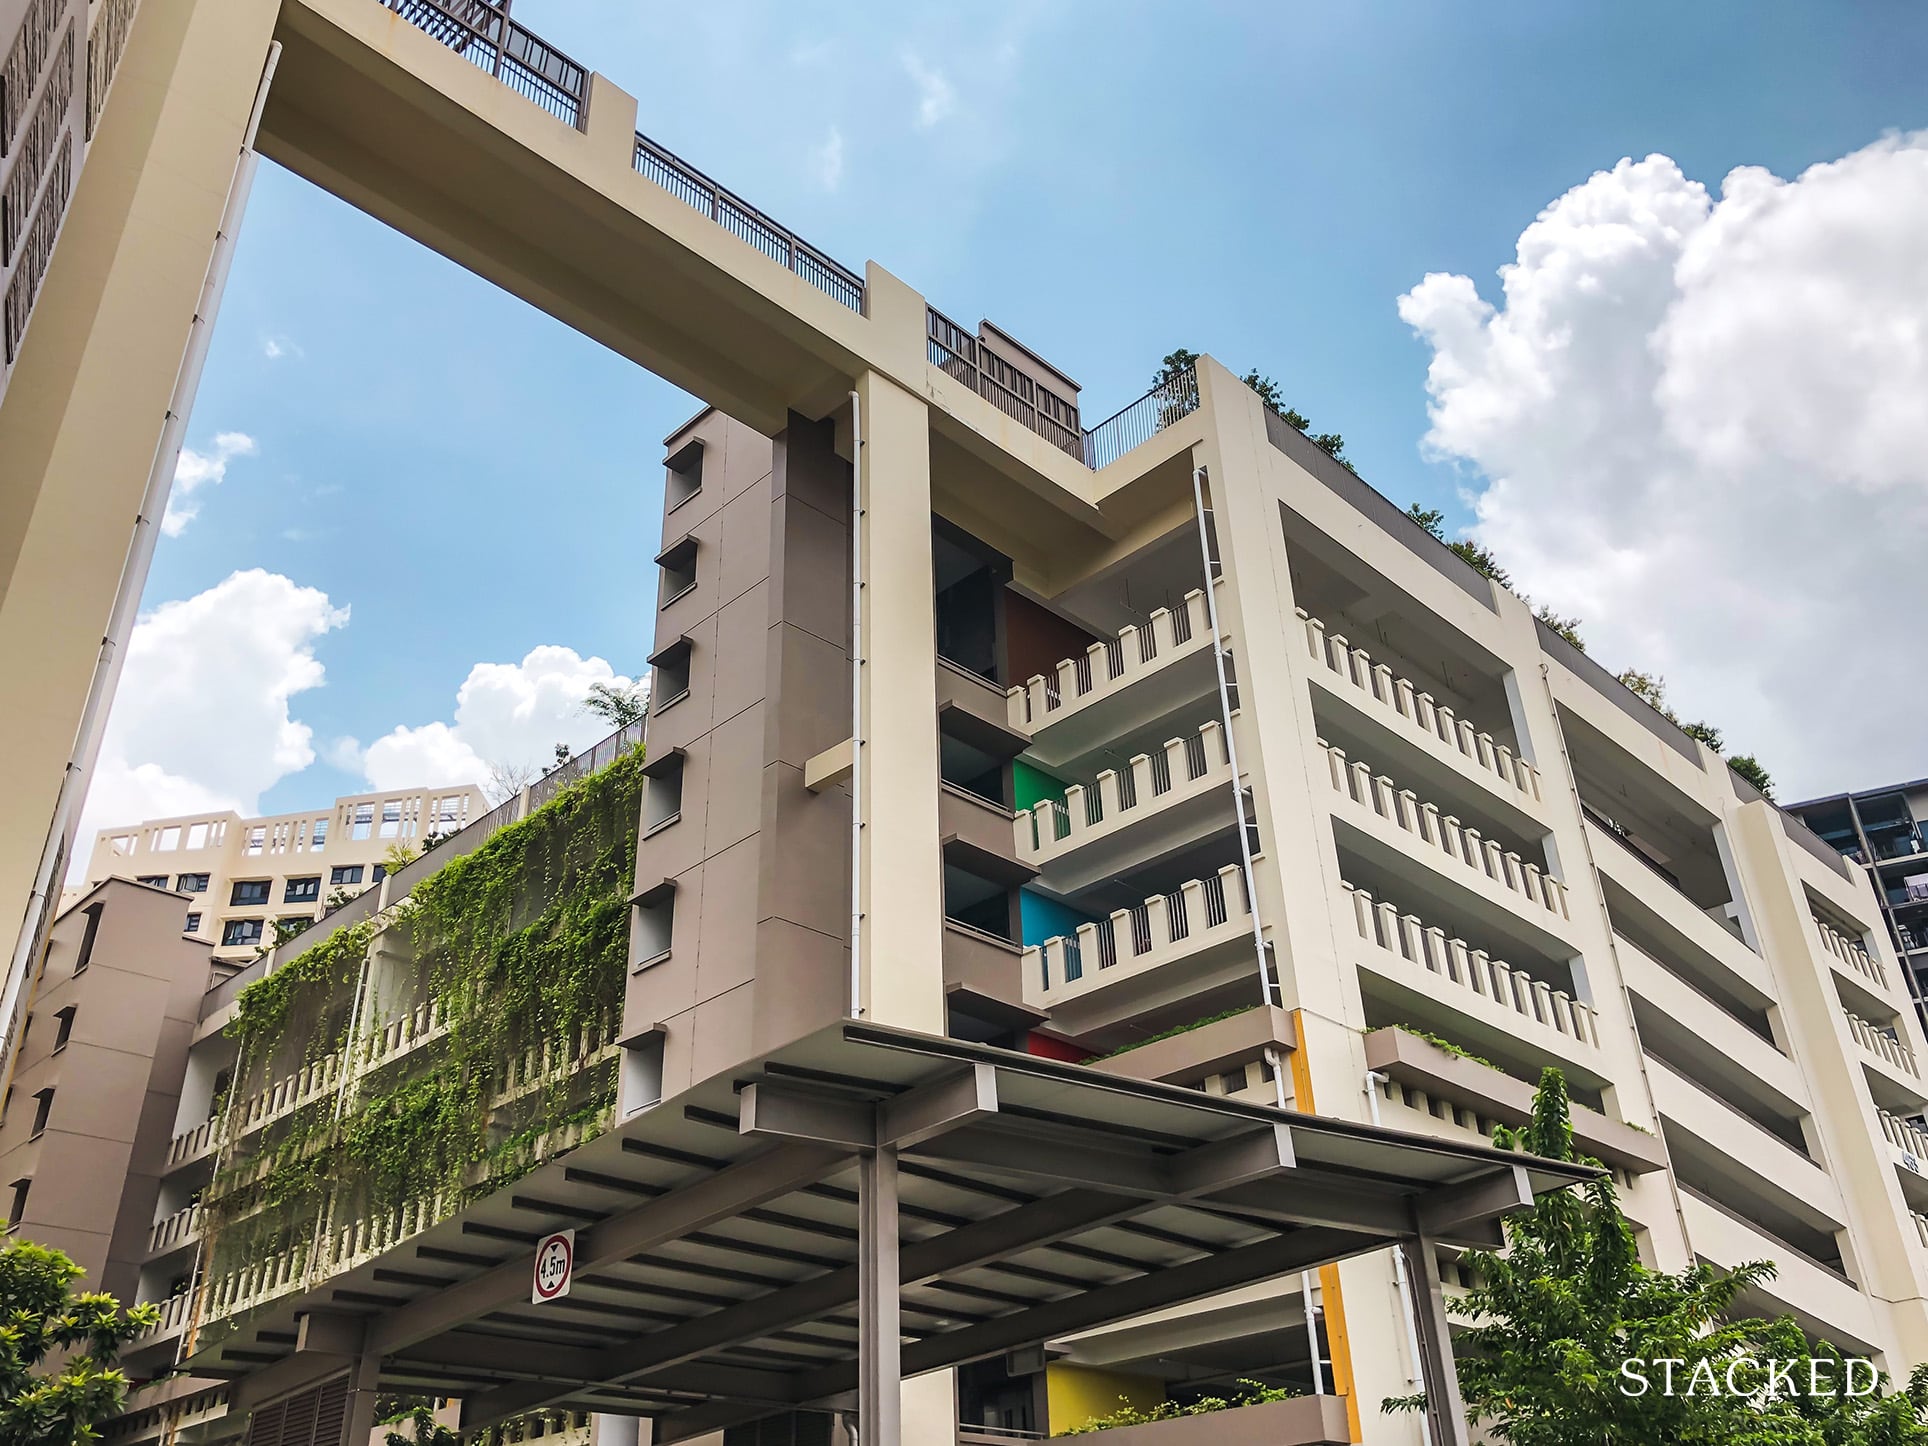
[1401,1236,1472,1446]
[858,1146,901,1446]
[853,372,943,1031]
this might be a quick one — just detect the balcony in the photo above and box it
[942,921,1038,1034]
[941,783,1030,878]
[1846,1010,1921,1080]
[130,1290,194,1350]
[1615,938,1806,1115]
[165,1115,224,1170]
[1343,881,1602,1082]
[1812,913,1890,992]
[1089,1005,1297,1102]
[1296,608,1540,806]
[203,1243,310,1325]
[146,1203,203,1259]
[1016,722,1233,890]
[1318,737,1568,925]
[1005,587,1217,768]
[1879,1109,1928,1171]
[1678,1187,1876,1348]
[1364,1027,1665,1175]
[1023,869,1258,1037]
[229,1052,343,1139]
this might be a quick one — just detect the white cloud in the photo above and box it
[77,570,350,859]
[357,646,637,799]
[163,431,257,536]
[811,126,845,191]
[1399,135,1928,800]
[902,52,955,128]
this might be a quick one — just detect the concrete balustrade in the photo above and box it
[166,1114,225,1168]
[1879,1108,1928,1163]
[148,1203,203,1255]
[134,1289,196,1344]
[1025,867,1249,1000]
[1813,915,1889,991]
[1342,880,1599,1048]
[1297,607,1541,804]
[1014,720,1230,864]
[1847,1010,1921,1078]
[1319,738,1568,923]
[1007,585,1214,729]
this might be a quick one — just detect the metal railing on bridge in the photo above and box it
[381,0,588,127]
[634,132,866,313]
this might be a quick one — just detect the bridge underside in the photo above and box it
[183,1022,1589,1444]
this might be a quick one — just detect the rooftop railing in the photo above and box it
[1082,367,1201,469]
[634,133,865,314]
[927,308,1082,459]
[382,0,587,127]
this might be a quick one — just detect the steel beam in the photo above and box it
[1402,1234,1473,1446]
[380,1141,846,1358]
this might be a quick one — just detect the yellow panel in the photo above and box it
[1045,1362,1167,1434]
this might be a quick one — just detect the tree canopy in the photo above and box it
[0,1240,157,1446]
[1388,1069,1926,1443]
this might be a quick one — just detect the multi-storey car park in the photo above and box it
[1790,780,1928,1017]
[77,784,487,965]
[3,2,1928,1445]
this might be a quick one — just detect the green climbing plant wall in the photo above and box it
[202,745,645,1321]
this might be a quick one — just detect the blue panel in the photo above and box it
[1020,888,1097,947]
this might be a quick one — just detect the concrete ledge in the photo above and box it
[1089,1006,1296,1089]
[1044,1393,1351,1445]
[1364,1026,1666,1174]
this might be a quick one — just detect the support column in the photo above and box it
[858,1145,902,1446]
[852,371,944,1032]
[343,1351,382,1446]
[1398,1236,1470,1446]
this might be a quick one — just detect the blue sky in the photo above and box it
[111,0,1928,829]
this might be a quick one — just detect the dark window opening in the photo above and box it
[229,880,270,906]
[176,872,210,893]
[329,865,364,886]
[665,437,704,511]
[51,1007,73,1052]
[643,751,685,832]
[74,903,103,973]
[28,1090,52,1139]
[651,638,692,710]
[658,534,698,606]
[284,876,321,903]
[220,918,263,948]
[6,1180,28,1232]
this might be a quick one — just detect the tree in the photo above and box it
[382,1405,460,1446]
[0,1239,157,1446]
[540,741,572,777]
[1730,754,1775,800]
[1534,604,1587,653]
[381,840,419,876]
[1153,349,1349,464]
[582,680,648,731]
[1388,1069,1928,1443]
[485,758,537,805]
[1406,504,1510,585]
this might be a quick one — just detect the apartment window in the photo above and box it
[51,1008,74,1053]
[348,802,374,841]
[329,865,364,886]
[243,826,266,856]
[658,535,698,606]
[643,751,685,833]
[665,437,704,511]
[371,864,388,882]
[28,1091,52,1139]
[7,1180,29,1233]
[221,919,264,948]
[184,913,201,934]
[634,881,676,966]
[136,874,168,888]
[310,818,328,851]
[176,872,209,893]
[651,638,692,712]
[284,876,321,904]
[230,880,270,906]
[74,904,103,974]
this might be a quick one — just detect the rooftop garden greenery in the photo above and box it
[1059,1380,1300,1435]
[203,745,645,1321]
[1092,1005,1260,1061]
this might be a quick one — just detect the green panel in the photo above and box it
[1013,759,1069,812]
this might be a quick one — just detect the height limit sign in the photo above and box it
[532,1229,575,1304]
